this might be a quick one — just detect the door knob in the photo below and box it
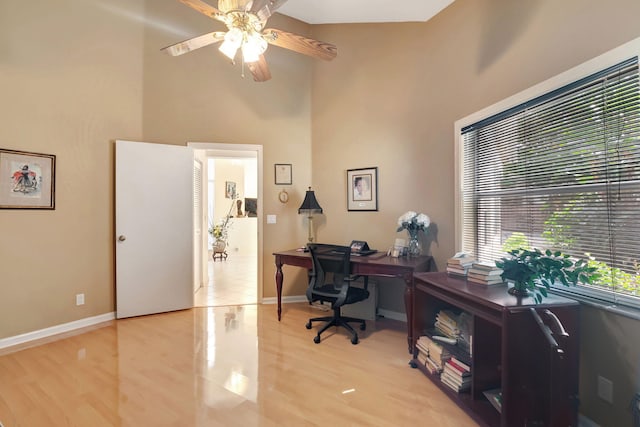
[118,235,126,242]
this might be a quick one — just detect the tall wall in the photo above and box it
[0,0,311,340]
[0,0,144,337]
[310,0,640,425]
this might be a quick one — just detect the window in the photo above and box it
[455,38,640,309]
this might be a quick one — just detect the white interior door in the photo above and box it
[115,140,194,319]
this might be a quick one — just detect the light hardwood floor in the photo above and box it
[0,303,478,426]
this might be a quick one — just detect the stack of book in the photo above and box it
[446,255,475,277]
[434,309,460,340]
[441,357,472,393]
[467,262,504,285]
[415,335,451,375]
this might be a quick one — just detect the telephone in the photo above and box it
[350,240,376,256]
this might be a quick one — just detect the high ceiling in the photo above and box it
[277,0,455,25]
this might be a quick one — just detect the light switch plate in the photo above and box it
[267,214,276,224]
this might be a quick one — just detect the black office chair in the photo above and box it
[305,243,370,345]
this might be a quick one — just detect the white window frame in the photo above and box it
[454,37,640,315]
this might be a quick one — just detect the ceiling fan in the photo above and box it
[161,0,338,82]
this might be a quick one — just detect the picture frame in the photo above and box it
[0,148,56,209]
[347,167,378,211]
[274,163,292,185]
[225,181,237,199]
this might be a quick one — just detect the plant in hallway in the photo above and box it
[208,196,238,246]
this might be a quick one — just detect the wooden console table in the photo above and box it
[273,249,433,351]
[412,272,580,427]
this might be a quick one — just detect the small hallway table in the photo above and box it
[273,249,434,352]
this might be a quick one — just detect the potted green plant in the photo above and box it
[495,248,599,303]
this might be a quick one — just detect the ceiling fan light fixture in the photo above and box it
[241,33,267,63]
[219,27,243,60]
[219,40,239,60]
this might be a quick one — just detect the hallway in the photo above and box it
[194,255,258,307]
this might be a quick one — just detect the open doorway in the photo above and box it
[189,142,262,307]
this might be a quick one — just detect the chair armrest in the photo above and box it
[346,275,369,290]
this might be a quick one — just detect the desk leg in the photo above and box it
[275,257,283,321]
[403,273,413,354]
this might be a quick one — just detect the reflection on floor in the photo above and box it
[194,254,257,307]
[0,304,478,426]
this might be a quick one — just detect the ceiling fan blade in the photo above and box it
[263,28,337,61]
[161,31,225,56]
[247,55,272,82]
[177,0,224,21]
[250,0,289,21]
[218,0,242,12]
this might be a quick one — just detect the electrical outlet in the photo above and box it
[597,375,613,403]
[76,293,85,306]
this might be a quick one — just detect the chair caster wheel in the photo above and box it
[305,322,312,329]
[351,335,359,345]
[409,360,418,368]
[360,323,366,331]
[313,335,321,344]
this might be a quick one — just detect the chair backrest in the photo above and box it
[306,243,352,306]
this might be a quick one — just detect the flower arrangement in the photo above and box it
[209,222,228,240]
[397,211,430,256]
[397,211,431,233]
[208,198,237,243]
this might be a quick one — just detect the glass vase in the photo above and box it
[407,229,422,256]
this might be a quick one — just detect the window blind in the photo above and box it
[460,57,640,305]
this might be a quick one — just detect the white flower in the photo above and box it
[416,213,430,227]
[396,210,430,232]
[398,211,417,226]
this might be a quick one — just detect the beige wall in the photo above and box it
[310,0,640,425]
[2,0,640,425]
[0,0,144,337]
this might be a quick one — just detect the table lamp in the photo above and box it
[298,187,323,244]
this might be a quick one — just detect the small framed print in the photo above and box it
[347,167,378,211]
[274,163,292,185]
[0,148,56,209]
[225,181,237,199]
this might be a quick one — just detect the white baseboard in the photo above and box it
[377,308,407,322]
[262,295,308,305]
[578,414,600,427]
[0,312,115,350]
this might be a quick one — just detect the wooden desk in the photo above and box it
[273,249,433,351]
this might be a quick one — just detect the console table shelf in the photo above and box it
[411,272,580,427]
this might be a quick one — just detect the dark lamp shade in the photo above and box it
[298,188,323,214]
